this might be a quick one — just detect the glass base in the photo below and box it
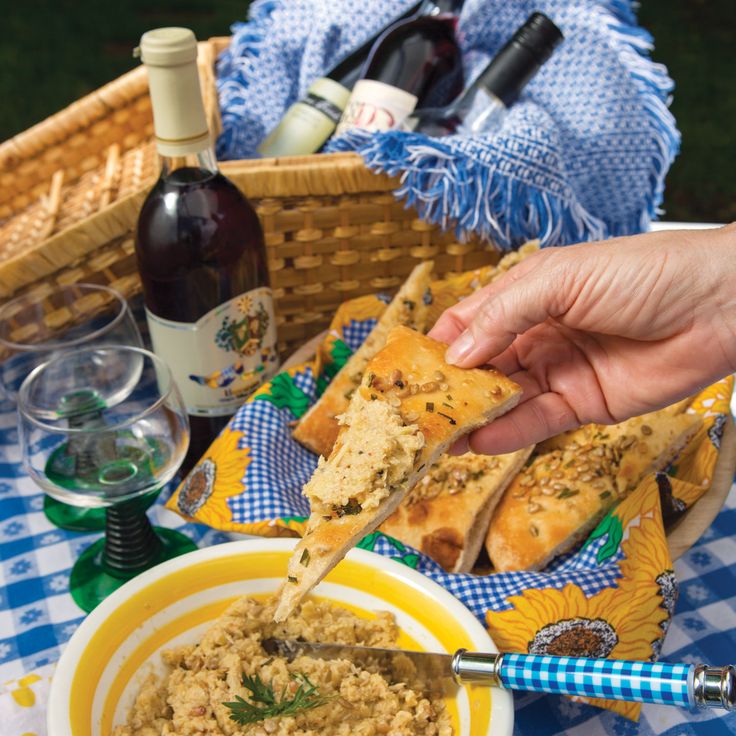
[44,495,106,532]
[70,527,197,613]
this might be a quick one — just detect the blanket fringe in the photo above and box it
[216,0,283,158]
[329,0,679,249]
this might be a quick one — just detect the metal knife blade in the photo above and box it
[262,638,458,695]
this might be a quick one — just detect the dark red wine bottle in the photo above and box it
[336,0,465,135]
[326,1,426,92]
[135,28,279,473]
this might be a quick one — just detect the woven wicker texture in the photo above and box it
[0,38,496,357]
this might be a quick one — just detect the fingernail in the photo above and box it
[445,329,475,365]
[448,435,470,456]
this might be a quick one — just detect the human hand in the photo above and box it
[429,224,736,454]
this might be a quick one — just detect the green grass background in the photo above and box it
[1,1,733,223]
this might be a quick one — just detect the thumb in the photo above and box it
[445,252,572,367]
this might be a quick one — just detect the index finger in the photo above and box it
[428,280,500,344]
[427,250,546,344]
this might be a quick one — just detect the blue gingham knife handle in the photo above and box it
[451,651,736,709]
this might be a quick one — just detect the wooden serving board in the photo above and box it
[282,337,736,561]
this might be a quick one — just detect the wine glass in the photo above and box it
[0,283,144,530]
[17,345,197,612]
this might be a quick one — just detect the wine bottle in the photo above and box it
[413,12,563,137]
[258,1,424,157]
[135,28,279,472]
[335,0,465,136]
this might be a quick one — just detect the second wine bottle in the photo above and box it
[335,0,464,136]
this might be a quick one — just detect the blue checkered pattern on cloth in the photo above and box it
[1,301,735,735]
[0,392,230,683]
[500,654,691,707]
[229,368,319,521]
[362,530,620,619]
[217,0,679,249]
[341,318,378,351]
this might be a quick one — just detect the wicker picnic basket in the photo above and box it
[0,37,495,358]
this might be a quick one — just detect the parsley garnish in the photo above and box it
[557,488,579,499]
[224,672,333,725]
[332,498,362,517]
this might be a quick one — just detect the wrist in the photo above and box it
[707,223,736,373]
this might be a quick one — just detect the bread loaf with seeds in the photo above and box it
[486,408,702,572]
[381,447,533,573]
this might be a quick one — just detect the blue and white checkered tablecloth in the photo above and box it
[1,392,735,734]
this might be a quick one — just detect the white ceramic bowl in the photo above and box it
[48,538,513,735]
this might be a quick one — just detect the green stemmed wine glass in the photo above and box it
[17,345,197,612]
[0,283,144,531]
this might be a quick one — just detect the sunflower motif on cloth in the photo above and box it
[670,376,733,506]
[170,429,251,528]
[487,480,672,720]
[486,581,665,720]
[486,580,665,659]
[613,476,680,662]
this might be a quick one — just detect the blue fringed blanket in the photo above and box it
[216,0,679,250]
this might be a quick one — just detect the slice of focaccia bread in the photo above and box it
[274,326,522,621]
[486,409,703,572]
[293,262,434,458]
[381,447,533,573]
[536,396,695,454]
[608,409,702,496]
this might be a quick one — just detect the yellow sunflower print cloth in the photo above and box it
[167,270,734,720]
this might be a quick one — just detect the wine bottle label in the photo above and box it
[146,287,279,417]
[336,79,419,135]
[302,91,344,125]
[258,77,350,157]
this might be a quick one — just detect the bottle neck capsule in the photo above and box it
[137,27,213,159]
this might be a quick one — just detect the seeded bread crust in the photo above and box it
[381,448,533,573]
[536,396,695,454]
[292,262,434,458]
[274,326,522,621]
[486,409,703,572]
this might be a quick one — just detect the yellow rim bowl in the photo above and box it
[48,538,514,735]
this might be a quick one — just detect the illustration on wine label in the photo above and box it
[146,287,278,417]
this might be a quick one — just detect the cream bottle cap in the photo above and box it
[135,28,210,156]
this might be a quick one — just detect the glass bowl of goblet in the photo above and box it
[0,283,143,531]
[17,345,197,612]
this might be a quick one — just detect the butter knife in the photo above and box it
[262,638,735,710]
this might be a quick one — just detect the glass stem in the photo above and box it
[103,499,162,577]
